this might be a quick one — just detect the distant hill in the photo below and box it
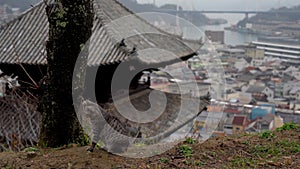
[0,0,226,26]
[249,5,300,22]
[238,5,300,27]
[118,0,227,26]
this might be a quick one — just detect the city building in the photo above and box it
[232,115,248,134]
[205,30,224,44]
[251,41,300,64]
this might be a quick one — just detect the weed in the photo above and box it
[159,157,169,163]
[242,141,249,145]
[179,145,193,158]
[268,147,281,156]
[231,157,254,168]
[259,131,275,139]
[277,139,300,154]
[254,145,268,153]
[278,139,290,146]
[185,137,196,144]
[75,132,90,146]
[5,164,12,169]
[293,145,300,153]
[96,141,103,149]
[210,151,217,157]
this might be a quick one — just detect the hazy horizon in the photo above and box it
[137,0,300,10]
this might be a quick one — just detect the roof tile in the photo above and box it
[0,0,200,66]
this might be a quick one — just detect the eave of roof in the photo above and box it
[0,0,201,66]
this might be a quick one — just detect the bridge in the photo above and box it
[153,9,300,15]
[151,9,300,24]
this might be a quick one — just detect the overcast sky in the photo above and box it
[137,0,300,10]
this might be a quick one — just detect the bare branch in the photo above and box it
[17,63,39,88]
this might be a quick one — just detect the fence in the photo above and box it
[0,90,41,151]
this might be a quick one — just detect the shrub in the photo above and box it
[259,131,275,139]
[276,122,297,132]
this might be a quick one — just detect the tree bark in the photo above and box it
[38,0,93,147]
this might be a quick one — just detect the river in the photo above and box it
[182,14,259,46]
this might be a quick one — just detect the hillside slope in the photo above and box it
[0,124,299,168]
[248,5,300,22]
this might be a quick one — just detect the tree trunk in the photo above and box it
[38,0,93,147]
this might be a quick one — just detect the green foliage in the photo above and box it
[252,138,300,158]
[293,145,300,153]
[5,164,12,169]
[179,145,193,158]
[278,139,300,153]
[159,157,169,163]
[259,131,275,139]
[254,144,280,156]
[52,3,68,28]
[75,132,90,146]
[185,137,196,144]
[242,141,249,145]
[276,122,298,131]
[56,21,68,28]
[253,145,268,154]
[23,147,39,152]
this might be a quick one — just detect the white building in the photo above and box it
[251,41,300,64]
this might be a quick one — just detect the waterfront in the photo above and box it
[183,14,258,46]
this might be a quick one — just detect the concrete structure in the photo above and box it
[251,41,300,64]
[245,46,265,59]
[205,30,224,44]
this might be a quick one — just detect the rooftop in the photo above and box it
[0,0,200,66]
[252,41,300,50]
[246,85,266,93]
[232,116,247,126]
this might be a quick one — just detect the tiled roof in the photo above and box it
[246,85,266,93]
[0,3,48,65]
[232,116,246,126]
[0,0,200,66]
[236,74,256,82]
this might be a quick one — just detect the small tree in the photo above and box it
[38,0,93,147]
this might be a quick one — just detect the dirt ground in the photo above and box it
[0,127,299,169]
